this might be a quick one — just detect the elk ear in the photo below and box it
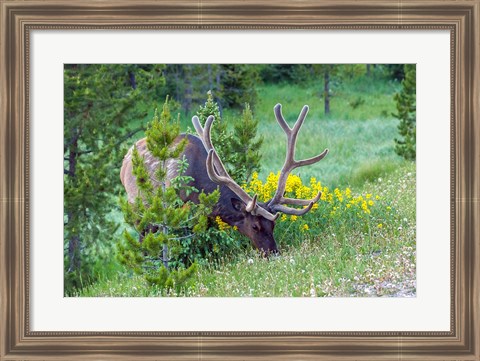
[231,198,245,212]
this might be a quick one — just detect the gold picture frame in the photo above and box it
[1,1,479,359]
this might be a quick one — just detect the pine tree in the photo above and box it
[196,92,263,184]
[312,65,340,115]
[118,97,218,293]
[228,103,264,183]
[218,64,259,109]
[63,64,165,293]
[393,64,416,160]
[196,91,232,167]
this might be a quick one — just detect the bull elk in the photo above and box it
[120,103,329,254]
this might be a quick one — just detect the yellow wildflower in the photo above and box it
[334,188,343,202]
[345,188,352,198]
[368,200,374,206]
[215,216,230,231]
[286,174,302,193]
[327,193,333,203]
[290,215,298,222]
[302,224,309,231]
[377,223,383,229]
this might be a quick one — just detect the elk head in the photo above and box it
[192,103,329,254]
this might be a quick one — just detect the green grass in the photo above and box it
[253,80,401,186]
[255,116,402,187]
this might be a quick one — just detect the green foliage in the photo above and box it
[393,65,416,160]
[219,64,259,109]
[196,91,231,164]
[337,64,367,80]
[163,64,216,114]
[163,64,259,114]
[63,64,165,294]
[226,103,264,184]
[146,99,188,162]
[259,64,312,84]
[173,223,244,268]
[383,64,406,81]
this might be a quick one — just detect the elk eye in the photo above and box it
[252,224,259,231]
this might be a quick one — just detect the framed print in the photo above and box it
[1,0,479,360]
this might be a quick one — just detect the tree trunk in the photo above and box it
[162,244,169,270]
[67,127,80,177]
[129,70,137,89]
[207,64,214,91]
[68,234,81,272]
[324,68,330,115]
[66,128,81,272]
[161,181,169,270]
[216,67,223,116]
[183,65,193,113]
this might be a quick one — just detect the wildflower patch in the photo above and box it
[243,171,398,243]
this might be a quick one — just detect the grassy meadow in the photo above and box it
[73,74,416,298]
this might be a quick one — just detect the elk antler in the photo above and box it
[266,104,329,215]
[192,115,279,222]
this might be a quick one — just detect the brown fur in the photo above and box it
[120,134,278,253]
[120,138,180,203]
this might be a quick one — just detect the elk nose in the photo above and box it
[264,247,280,258]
